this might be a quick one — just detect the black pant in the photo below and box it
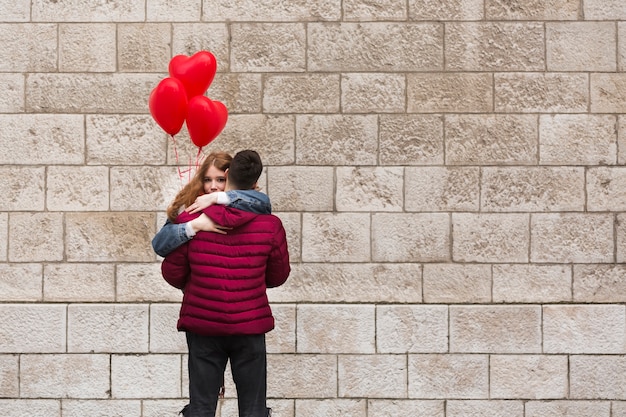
[185,332,268,417]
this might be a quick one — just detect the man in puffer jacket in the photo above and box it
[161,150,290,417]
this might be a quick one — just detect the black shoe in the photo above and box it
[179,404,189,416]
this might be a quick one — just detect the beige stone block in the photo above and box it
[0,264,42,302]
[619,213,626,263]
[490,355,568,399]
[147,0,201,21]
[408,354,489,398]
[202,0,340,21]
[339,355,407,398]
[47,166,109,211]
[617,22,626,72]
[368,400,444,417]
[308,23,443,71]
[493,264,571,303]
[410,0,483,20]
[267,166,334,212]
[0,213,6,262]
[406,167,479,212]
[591,74,626,113]
[482,167,585,212]
[269,263,422,303]
[408,73,492,113]
[450,305,541,353]
[59,23,116,72]
[446,23,544,71]
[0,166,45,211]
[526,401,610,417]
[0,24,57,71]
[588,167,626,211]
[117,263,183,302]
[44,264,115,302]
[372,213,450,262]
[26,73,161,113]
[337,167,404,212]
[379,115,444,165]
[118,24,171,72]
[9,212,64,262]
[584,0,626,20]
[530,213,614,263]
[570,356,626,399]
[544,305,626,354]
[452,213,529,263]
[32,0,144,21]
[377,305,448,353]
[268,354,337,398]
[344,0,407,21]
[302,213,370,262]
[486,0,579,20]
[446,115,537,165]
[0,355,19,397]
[264,74,340,113]
[143,400,197,417]
[613,402,626,416]
[423,264,491,303]
[266,304,296,353]
[2,2,30,21]
[111,354,181,398]
[21,354,110,398]
[61,400,142,417]
[496,73,588,113]
[539,114,617,165]
[66,213,156,262]
[87,115,167,165]
[274,212,301,262]
[231,23,305,72]
[172,23,229,69]
[295,399,365,416]
[111,167,180,211]
[574,265,626,303]
[297,305,375,353]
[68,304,149,353]
[0,74,25,112]
[202,115,295,165]
[0,114,84,165]
[149,304,187,354]
[204,73,262,113]
[547,22,616,71]
[0,400,60,415]
[295,115,378,165]
[341,73,405,113]
[448,400,524,417]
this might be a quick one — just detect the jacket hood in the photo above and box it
[176,206,259,228]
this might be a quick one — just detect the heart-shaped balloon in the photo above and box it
[186,95,228,148]
[148,77,188,136]
[169,51,217,99]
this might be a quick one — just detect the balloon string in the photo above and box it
[170,135,185,188]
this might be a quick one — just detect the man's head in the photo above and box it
[226,149,263,190]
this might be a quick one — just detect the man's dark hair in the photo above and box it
[228,150,263,189]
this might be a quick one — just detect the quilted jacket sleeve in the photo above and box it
[265,219,291,288]
[161,242,191,290]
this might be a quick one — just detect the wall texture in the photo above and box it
[1,0,626,416]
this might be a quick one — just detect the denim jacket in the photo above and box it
[151,190,272,257]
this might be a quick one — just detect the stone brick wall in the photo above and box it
[1,0,626,416]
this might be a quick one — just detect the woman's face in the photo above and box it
[202,164,227,194]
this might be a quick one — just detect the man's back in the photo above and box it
[161,205,290,337]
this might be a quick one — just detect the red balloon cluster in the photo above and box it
[149,51,228,148]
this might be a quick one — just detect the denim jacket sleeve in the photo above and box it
[151,219,191,257]
[225,189,272,214]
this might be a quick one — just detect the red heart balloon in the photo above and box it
[148,77,188,136]
[169,51,217,99]
[186,96,228,148]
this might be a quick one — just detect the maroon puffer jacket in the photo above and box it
[161,205,290,336]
